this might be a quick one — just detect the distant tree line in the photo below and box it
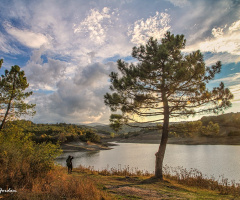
[201,112,240,128]
[4,120,101,144]
[169,121,219,137]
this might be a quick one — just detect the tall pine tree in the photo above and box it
[104,32,233,179]
[0,61,35,130]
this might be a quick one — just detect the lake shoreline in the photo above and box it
[60,141,118,152]
[103,136,240,145]
[61,136,240,153]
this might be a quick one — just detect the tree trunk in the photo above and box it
[0,76,16,131]
[0,98,12,131]
[155,96,169,180]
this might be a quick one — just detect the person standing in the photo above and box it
[66,155,74,174]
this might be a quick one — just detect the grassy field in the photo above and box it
[2,165,239,200]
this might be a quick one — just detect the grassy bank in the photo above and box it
[2,165,239,199]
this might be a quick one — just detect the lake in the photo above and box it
[56,143,240,183]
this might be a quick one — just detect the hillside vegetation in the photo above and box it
[201,112,240,136]
[4,120,101,144]
[4,112,240,145]
[99,112,240,145]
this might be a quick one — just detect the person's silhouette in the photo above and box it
[66,155,74,174]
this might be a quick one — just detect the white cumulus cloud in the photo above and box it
[73,7,111,45]
[128,12,171,45]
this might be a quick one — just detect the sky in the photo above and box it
[0,0,240,125]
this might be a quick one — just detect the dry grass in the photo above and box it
[77,164,152,177]
[163,165,240,196]
[3,166,112,200]
[77,164,240,197]
[1,164,239,199]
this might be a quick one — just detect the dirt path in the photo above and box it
[106,185,168,199]
[105,184,187,199]
[100,177,191,199]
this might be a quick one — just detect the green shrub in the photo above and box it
[0,124,62,189]
[85,130,100,143]
[200,121,220,136]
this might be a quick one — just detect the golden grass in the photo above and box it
[3,166,112,200]
[77,164,240,197]
[163,165,240,196]
[1,164,239,199]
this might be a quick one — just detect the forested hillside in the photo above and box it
[4,112,240,144]
[201,112,240,136]
[4,120,101,144]
[95,113,240,142]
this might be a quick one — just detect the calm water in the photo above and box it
[56,143,240,183]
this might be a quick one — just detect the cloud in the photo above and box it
[5,23,50,48]
[1,0,240,124]
[166,0,190,7]
[74,62,115,87]
[169,0,238,46]
[73,7,111,45]
[71,7,132,61]
[185,19,240,56]
[210,72,240,106]
[0,32,22,54]
[128,12,171,44]
[204,53,240,66]
[30,61,117,124]
[229,19,240,32]
[229,84,240,99]
[183,18,240,66]
[25,48,68,91]
[211,73,240,85]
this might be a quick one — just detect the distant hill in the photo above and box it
[83,123,108,127]
[200,112,240,136]
[90,112,240,133]
[201,112,240,127]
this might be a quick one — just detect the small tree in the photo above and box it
[200,121,220,136]
[104,32,233,179]
[0,61,35,130]
[171,121,203,137]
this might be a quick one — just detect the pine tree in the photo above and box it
[0,62,35,130]
[104,32,233,179]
